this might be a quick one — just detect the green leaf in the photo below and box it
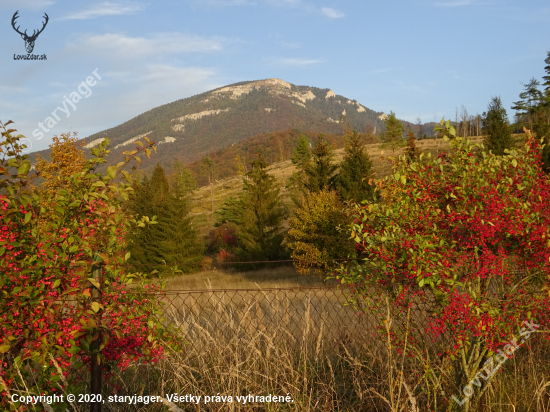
[91,302,101,313]
[52,279,61,288]
[0,247,5,257]
[0,344,10,354]
[125,252,131,261]
[106,165,117,180]
[512,159,517,168]
[24,212,32,224]
[92,181,106,188]
[17,161,31,175]
[87,278,100,289]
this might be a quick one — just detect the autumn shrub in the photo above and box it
[0,121,179,411]
[335,120,550,411]
[207,223,238,253]
[201,256,214,271]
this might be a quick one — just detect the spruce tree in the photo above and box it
[483,96,513,155]
[380,111,405,153]
[336,129,375,203]
[215,196,245,227]
[304,134,338,193]
[234,154,287,266]
[159,183,204,273]
[171,160,196,194]
[127,163,203,275]
[291,134,312,167]
[287,133,312,206]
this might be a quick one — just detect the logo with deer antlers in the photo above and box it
[11,11,49,54]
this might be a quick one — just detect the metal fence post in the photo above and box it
[90,253,103,412]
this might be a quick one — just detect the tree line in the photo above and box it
[32,51,550,277]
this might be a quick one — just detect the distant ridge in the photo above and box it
[29,78,388,176]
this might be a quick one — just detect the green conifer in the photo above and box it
[380,111,405,153]
[483,96,513,155]
[234,154,287,267]
[291,134,312,167]
[303,134,338,193]
[127,163,203,275]
[215,196,245,227]
[287,134,312,206]
[336,129,375,203]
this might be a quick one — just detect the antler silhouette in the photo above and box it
[11,11,25,37]
[32,13,49,39]
[11,11,49,53]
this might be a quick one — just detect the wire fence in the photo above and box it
[5,267,543,411]
[64,284,383,394]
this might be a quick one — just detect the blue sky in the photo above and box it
[1,0,549,152]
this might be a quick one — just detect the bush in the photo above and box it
[0,121,179,411]
[335,120,550,410]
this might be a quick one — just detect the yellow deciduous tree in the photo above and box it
[35,132,87,194]
[34,132,88,233]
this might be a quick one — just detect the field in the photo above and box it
[98,266,550,411]
[188,136,486,238]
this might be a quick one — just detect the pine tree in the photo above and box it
[512,78,543,131]
[483,96,513,155]
[336,129,375,203]
[543,50,550,91]
[234,154,287,267]
[541,51,550,172]
[512,52,550,172]
[303,134,338,193]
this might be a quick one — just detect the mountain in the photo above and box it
[29,78,388,176]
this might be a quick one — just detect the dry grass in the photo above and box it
[162,266,335,291]
[100,276,550,411]
[10,273,550,411]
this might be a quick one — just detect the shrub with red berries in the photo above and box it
[0,121,180,411]
[335,119,550,409]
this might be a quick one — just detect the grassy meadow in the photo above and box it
[102,265,550,412]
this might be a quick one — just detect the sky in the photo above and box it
[1,0,549,153]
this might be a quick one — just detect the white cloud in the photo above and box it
[61,2,144,20]
[434,0,497,7]
[66,33,224,58]
[370,68,391,74]
[0,0,54,11]
[114,65,219,112]
[278,41,301,49]
[270,57,324,66]
[266,0,343,18]
[320,7,344,18]
[435,0,472,6]
[202,0,256,5]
